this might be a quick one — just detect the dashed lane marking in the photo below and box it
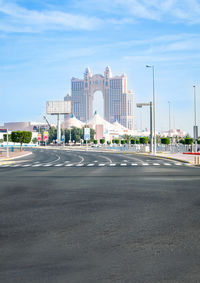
[131,163,138,166]
[153,163,160,166]
[142,163,149,166]
[54,164,63,167]
[76,163,84,167]
[43,164,52,167]
[87,164,94,167]
[99,163,105,166]
[65,164,74,167]
[109,164,116,166]
[120,163,127,166]
[164,163,171,166]
[32,164,42,167]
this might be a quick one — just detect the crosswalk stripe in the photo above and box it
[76,163,84,167]
[99,163,105,166]
[120,163,127,166]
[32,164,41,167]
[164,163,171,166]
[142,163,149,166]
[109,163,116,166]
[43,164,52,167]
[153,163,160,166]
[131,163,138,166]
[54,164,63,167]
[87,164,94,166]
[65,164,73,167]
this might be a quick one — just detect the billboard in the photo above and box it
[37,134,42,142]
[84,128,90,141]
[43,131,48,141]
[46,101,72,115]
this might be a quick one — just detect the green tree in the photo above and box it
[161,137,170,145]
[130,138,136,144]
[184,137,193,145]
[139,137,148,144]
[107,141,111,145]
[48,127,57,143]
[100,138,105,144]
[115,139,120,145]
[11,131,32,151]
[3,134,12,142]
[93,139,98,144]
[121,140,125,145]
[32,137,38,144]
[0,138,3,143]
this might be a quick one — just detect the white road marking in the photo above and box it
[99,163,105,166]
[153,163,160,166]
[87,164,94,166]
[142,163,149,166]
[120,163,127,166]
[175,163,182,166]
[76,163,84,167]
[43,164,52,167]
[11,164,20,167]
[164,163,171,166]
[32,164,41,167]
[101,155,113,163]
[131,163,138,166]
[54,164,63,167]
[94,160,98,163]
[109,163,116,166]
[65,164,73,167]
[22,164,31,167]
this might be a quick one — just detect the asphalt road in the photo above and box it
[0,148,200,283]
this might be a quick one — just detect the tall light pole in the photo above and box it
[136,102,153,154]
[193,85,198,152]
[168,101,171,151]
[146,65,156,155]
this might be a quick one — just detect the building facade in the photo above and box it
[64,66,134,130]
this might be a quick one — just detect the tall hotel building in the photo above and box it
[64,66,134,130]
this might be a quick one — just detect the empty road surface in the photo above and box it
[0,148,200,283]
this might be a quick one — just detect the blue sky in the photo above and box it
[0,0,200,134]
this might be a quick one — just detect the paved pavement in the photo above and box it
[0,148,200,283]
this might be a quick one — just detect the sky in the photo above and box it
[0,0,200,134]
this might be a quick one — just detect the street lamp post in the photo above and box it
[168,101,171,151]
[146,65,156,155]
[137,102,153,154]
[193,85,198,152]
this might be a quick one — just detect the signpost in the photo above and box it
[84,128,90,151]
[84,128,90,141]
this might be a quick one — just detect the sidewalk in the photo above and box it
[0,150,32,162]
[141,152,198,165]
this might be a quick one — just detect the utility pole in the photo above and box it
[146,65,156,155]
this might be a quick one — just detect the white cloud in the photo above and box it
[0,0,102,32]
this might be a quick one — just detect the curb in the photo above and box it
[0,151,32,162]
[135,152,195,165]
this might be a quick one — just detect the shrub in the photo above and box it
[139,137,148,144]
[160,137,170,145]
